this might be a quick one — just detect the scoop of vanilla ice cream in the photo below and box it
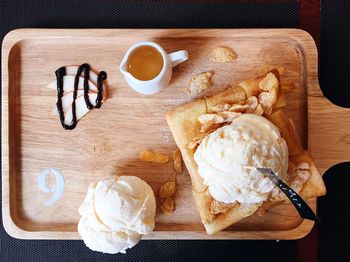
[78,176,156,254]
[194,114,288,204]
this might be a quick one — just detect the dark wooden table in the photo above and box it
[298,1,320,261]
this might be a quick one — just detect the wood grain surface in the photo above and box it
[2,29,349,240]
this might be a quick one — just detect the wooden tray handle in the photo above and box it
[308,81,350,174]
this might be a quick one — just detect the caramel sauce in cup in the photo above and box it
[120,42,188,95]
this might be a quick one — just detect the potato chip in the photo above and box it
[140,150,169,163]
[160,197,175,215]
[173,149,183,174]
[159,181,176,198]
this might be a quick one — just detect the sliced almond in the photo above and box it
[139,150,155,162]
[186,72,213,95]
[257,73,279,115]
[211,96,264,116]
[197,114,224,125]
[140,150,169,164]
[217,111,241,123]
[210,103,232,113]
[197,113,225,134]
[259,72,279,92]
[258,89,278,115]
[246,96,258,107]
[154,153,170,164]
[210,46,237,63]
[160,197,175,215]
[173,148,183,174]
[159,181,176,198]
[229,103,250,113]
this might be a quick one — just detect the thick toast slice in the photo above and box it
[166,70,326,235]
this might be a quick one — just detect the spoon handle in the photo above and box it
[257,167,320,223]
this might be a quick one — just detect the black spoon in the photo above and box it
[251,167,320,223]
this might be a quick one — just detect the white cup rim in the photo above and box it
[121,41,167,83]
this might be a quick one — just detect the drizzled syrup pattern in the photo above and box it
[55,64,107,130]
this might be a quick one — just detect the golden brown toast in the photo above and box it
[166,70,326,235]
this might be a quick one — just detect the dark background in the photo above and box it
[1,1,349,261]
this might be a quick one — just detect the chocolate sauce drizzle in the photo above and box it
[55,63,107,130]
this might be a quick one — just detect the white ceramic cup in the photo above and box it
[119,41,188,94]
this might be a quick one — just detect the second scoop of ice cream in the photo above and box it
[78,175,156,254]
[194,114,289,204]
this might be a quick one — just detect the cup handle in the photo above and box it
[168,50,189,67]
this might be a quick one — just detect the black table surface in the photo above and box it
[1,1,349,261]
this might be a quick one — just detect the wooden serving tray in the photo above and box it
[2,29,350,240]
